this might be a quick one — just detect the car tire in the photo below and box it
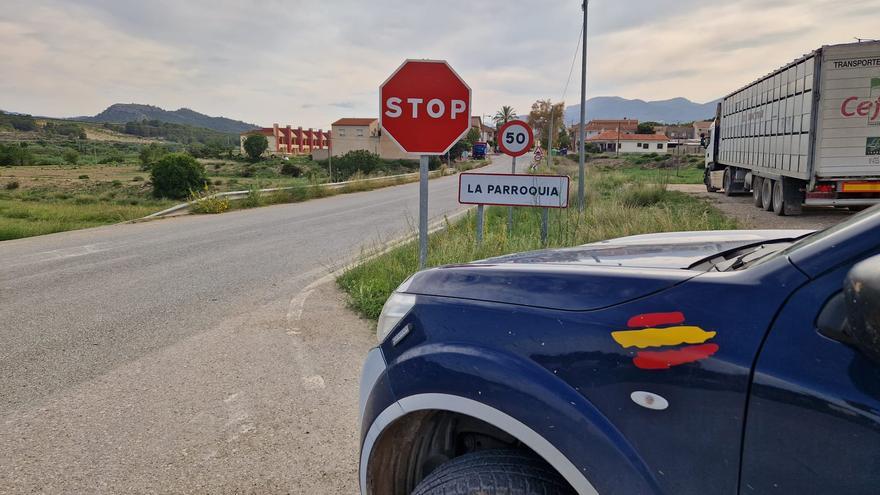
[773,179,786,216]
[762,179,774,211]
[723,168,734,196]
[411,449,576,495]
[752,177,764,207]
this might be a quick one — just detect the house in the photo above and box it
[329,117,418,160]
[239,123,329,156]
[470,116,495,143]
[572,119,639,139]
[693,120,714,140]
[659,124,695,141]
[586,131,669,154]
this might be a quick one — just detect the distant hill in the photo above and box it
[564,96,719,125]
[77,103,258,134]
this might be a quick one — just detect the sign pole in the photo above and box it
[541,208,549,247]
[476,204,484,244]
[419,154,429,269]
[508,155,516,233]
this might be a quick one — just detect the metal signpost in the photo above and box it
[496,120,535,234]
[379,59,472,268]
[459,172,570,245]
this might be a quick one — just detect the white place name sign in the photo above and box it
[458,173,570,208]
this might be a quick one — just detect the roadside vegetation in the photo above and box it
[338,155,734,320]
[0,111,489,239]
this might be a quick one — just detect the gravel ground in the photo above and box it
[669,184,854,230]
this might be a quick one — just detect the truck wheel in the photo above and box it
[761,179,774,211]
[752,177,764,207]
[723,168,734,196]
[411,450,575,495]
[772,179,786,216]
[704,168,718,193]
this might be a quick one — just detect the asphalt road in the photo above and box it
[0,155,511,493]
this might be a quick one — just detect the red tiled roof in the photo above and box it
[587,131,668,142]
[581,119,639,131]
[332,118,377,126]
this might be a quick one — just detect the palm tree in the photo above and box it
[493,106,516,127]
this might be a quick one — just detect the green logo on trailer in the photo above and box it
[868,137,880,156]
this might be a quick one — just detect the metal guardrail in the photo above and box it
[142,169,449,219]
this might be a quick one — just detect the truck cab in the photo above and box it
[360,207,880,495]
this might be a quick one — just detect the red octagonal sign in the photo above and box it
[380,59,472,155]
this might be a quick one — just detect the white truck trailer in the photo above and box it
[705,41,880,215]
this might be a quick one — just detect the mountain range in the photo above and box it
[563,96,719,125]
[75,103,258,134]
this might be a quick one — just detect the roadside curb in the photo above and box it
[297,206,476,295]
[137,160,491,222]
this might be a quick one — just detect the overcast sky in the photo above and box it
[1,0,877,128]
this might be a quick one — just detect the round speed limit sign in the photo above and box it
[497,120,534,157]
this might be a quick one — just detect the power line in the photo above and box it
[561,24,584,102]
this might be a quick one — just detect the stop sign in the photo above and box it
[380,59,471,155]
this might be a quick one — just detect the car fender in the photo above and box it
[362,343,664,495]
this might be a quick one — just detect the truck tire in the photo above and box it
[704,168,718,193]
[752,177,764,207]
[723,168,734,196]
[411,450,576,495]
[772,179,786,216]
[761,179,774,211]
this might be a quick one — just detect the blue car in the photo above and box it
[359,207,880,495]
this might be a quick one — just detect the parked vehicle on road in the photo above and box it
[705,40,880,215]
[360,206,880,494]
[472,141,488,160]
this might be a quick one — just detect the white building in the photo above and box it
[586,131,669,153]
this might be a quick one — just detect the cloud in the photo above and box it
[0,0,877,127]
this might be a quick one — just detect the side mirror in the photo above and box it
[844,254,880,363]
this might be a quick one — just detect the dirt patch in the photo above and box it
[670,184,852,230]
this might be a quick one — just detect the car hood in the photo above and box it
[404,230,811,311]
[478,229,813,269]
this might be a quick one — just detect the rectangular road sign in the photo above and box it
[459,173,570,208]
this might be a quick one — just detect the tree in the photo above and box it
[0,143,33,166]
[466,127,481,145]
[493,106,517,127]
[139,143,167,171]
[637,123,656,134]
[527,99,565,149]
[557,131,571,150]
[150,153,207,199]
[62,149,79,165]
[243,134,269,161]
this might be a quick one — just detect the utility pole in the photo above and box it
[546,99,554,170]
[577,0,589,211]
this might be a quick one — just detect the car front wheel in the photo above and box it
[411,449,576,495]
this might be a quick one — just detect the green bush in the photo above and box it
[138,143,167,171]
[78,175,89,180]
[151,153,207,199]
[62,149,79,165]
[280,162,303,177]
[0,143,34,166]
[334,150,381,179]
[188,185,229,214]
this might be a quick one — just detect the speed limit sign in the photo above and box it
[497,120,534,157]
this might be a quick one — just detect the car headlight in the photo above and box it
[376,292,416,343]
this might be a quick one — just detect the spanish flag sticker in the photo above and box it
[611,312,718,370]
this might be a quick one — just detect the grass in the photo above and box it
[337,160,736,320]
[0,189,174,240]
